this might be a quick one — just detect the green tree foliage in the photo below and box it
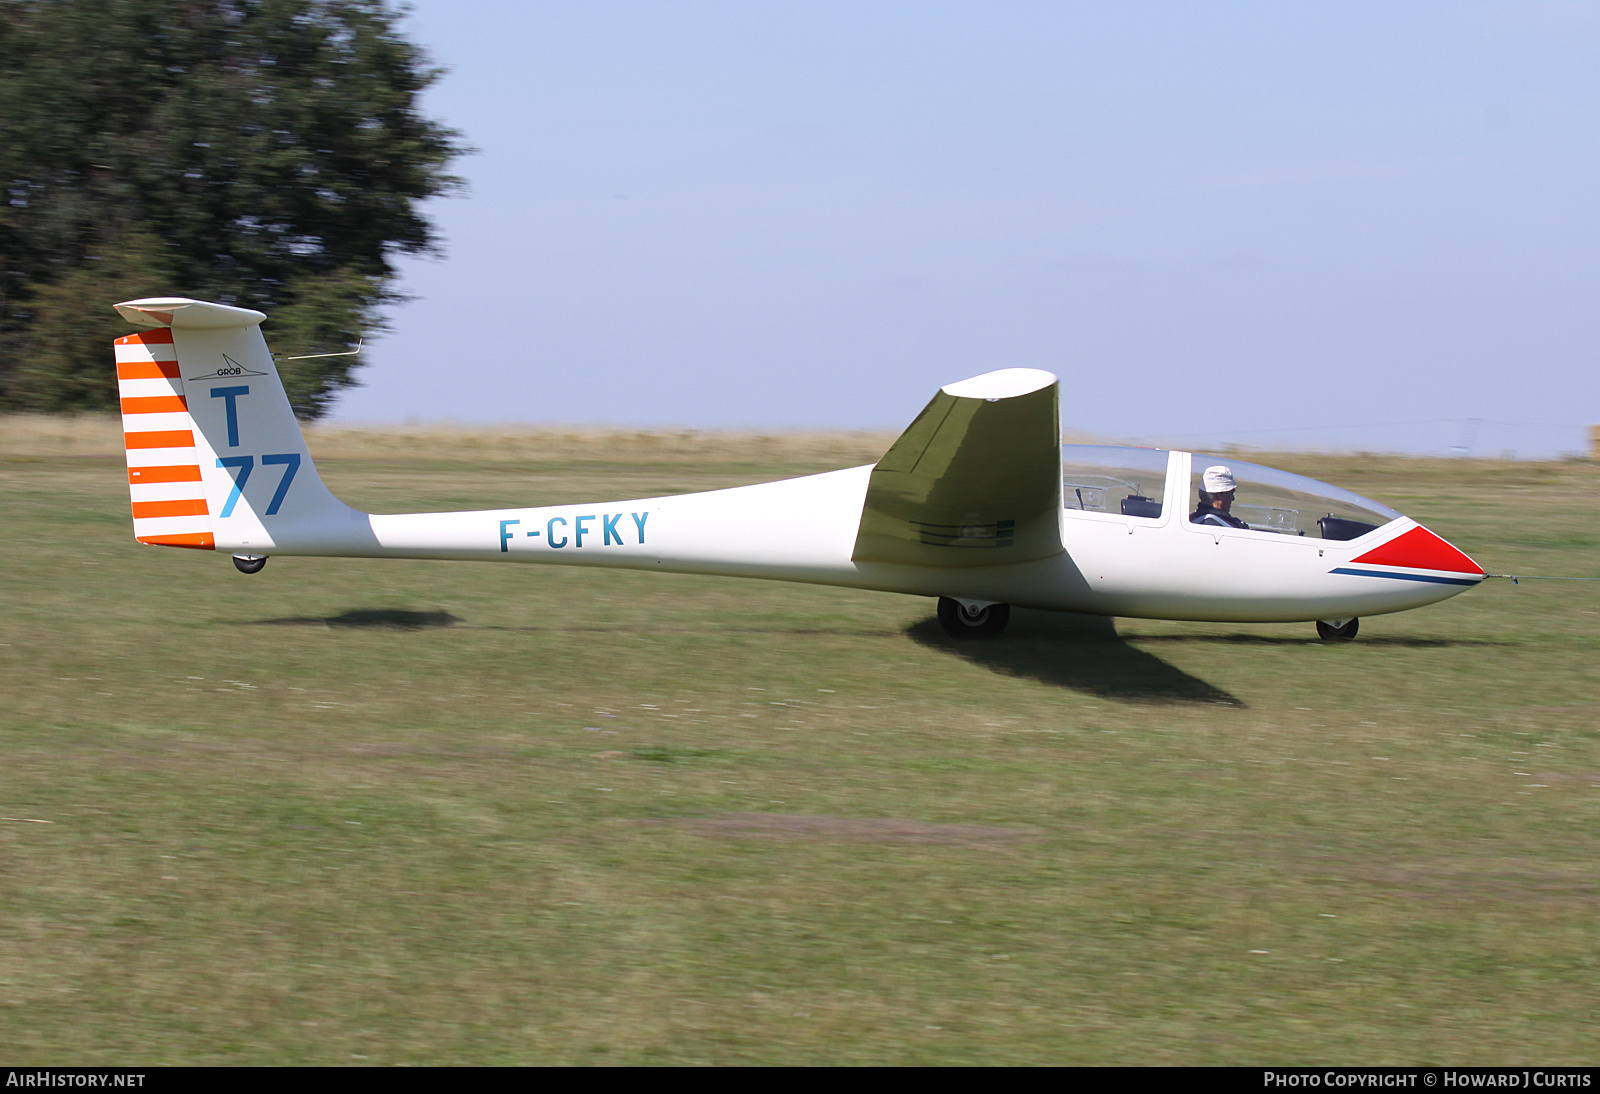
[0,0,464,417]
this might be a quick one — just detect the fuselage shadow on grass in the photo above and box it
[242,608,901,637]
[907,608,1244,705]
[251,608,464,630]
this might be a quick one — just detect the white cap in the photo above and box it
[1202,465,1237,493]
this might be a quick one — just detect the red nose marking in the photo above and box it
[1352,526,1483,575]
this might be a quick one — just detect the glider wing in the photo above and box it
[852,368,1063,567]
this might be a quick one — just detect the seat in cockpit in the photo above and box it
[1120,495,1163,518]
[1318,515,1379,542]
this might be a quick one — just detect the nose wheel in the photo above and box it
[936,597,1011,638]
[232,554,267,574]
[1316,618,1358,641]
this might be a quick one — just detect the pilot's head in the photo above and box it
[1201,465,1237,511]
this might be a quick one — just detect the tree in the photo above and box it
[0,0,464,417]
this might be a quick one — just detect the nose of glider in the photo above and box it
[1351,523,1486,581]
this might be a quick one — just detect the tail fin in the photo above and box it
[114,297,358,554]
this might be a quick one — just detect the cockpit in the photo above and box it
[1061,445,1402,542]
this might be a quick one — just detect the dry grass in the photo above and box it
[13,411,1592,472]
[0,412,899,466]
[301,422,900,467]
[0,413,125,456]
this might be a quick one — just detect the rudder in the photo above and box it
[117,325,214,549]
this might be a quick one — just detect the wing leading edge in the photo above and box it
[852,368,1063,568]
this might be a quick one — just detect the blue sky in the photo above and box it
[328,1,1600,458]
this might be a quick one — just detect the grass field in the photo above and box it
[2,427,1598,1064]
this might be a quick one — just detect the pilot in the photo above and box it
[1191,465,1250,529]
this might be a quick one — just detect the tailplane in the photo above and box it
[114,297,360,554]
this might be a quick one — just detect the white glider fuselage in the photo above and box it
[251,460,1475,624]
[113,297,1484,627]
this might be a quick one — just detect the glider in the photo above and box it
[112,297,1484,641]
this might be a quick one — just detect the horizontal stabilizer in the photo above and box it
[852,368,1063,568]
[114,298,267,330]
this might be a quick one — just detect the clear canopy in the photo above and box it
[1062,445,1169,519]
[1189,455,1401,540]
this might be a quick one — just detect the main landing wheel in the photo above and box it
[1316,617,1359,641]
[936,597,1011,638]
[232,555,267,574]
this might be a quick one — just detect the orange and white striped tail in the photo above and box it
[116,328,213,550]
[112,296,356,557]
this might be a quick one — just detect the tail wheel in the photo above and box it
[1316,618,1358,641]
[232,555,267,574]
[936,597,1011,638]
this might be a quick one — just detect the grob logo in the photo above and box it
[186,353,267,382]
